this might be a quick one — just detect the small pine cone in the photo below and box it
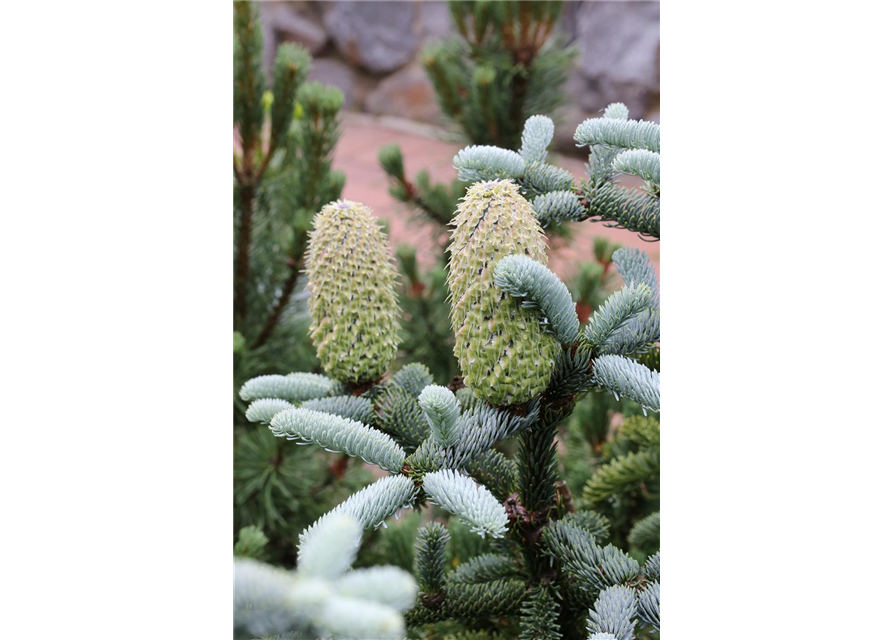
[306,200,400,385]
[447,180,560,406]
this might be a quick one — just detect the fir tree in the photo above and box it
[234,105,660,639]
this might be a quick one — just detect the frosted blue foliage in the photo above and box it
[271,408,407,473]
[613,149,660,187]
[245,398,295,424]
[424,469,508,538]
[454,145,525,182]
[592,356,660,414]
[575,117,660,153]
[494,255,579,345]
[532,190,586,226]
[419,385,461,447]
[587,585,638,640]
[520,115,555,163]
[240,372,338,402]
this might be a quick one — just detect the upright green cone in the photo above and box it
[306,200,400,385]
[447,180,560,406]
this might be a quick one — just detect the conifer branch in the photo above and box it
[444,401,540,469]
[270,408,407,474]
[445,579,527,617]
[235,512,417,640]
[313,597,407,639]
[232,1,266,328]
[494,255,580,345]
[453,145,526,182]
[583,283,653,352]
[520,114,555,163]
[547,345,597,400]
[301,395,375,425]
[613,247,658,296]
[587,585,638,640]
[465,449,519,501]
[598,247,660,354]
[523,160,575,195]
[520,584,563,640]
[234,525,268,559]
[645,552,660,581]
[245,398,294,424]
[415,522,450,596]
[628,511,660,552]
[585,182,660,239]
[449,553,520,584]
[298,475,418,565]
[620,415,660,448]
[335,566,418,612]
[419,385,461,447]
[269,43,310,153]
[423,469,509,538]
[613,149,660,188]
[517,419,561,518]
[533,190,587,227]
[582,446,659,508]
[233,558,308,639]
[297,513,362,580]
[563,511,612,544]
[575,118,661,154]
[377,384,431,452]
[542,520,641,599]
[638,581,660,632]
[603,102,630,120]
[239,373,340,403]
[591,356,660,414]
[391,363,435,397]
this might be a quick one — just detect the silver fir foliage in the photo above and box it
[494,255,580,346]
[603,102,629,120]
[423,469,509,538]
[453,145,526,182]
[239,372,339,403]
[520,114,555,163]
[418,385,461,447]
[299,474,418,554]
[245,398,295,424]
[592,355,661,414]
[600,248,660,355]
[532,190,587,226]
[587,585,638,640]
[613,149,660,188]
[270,408,407,473]
[234,514,417,640]
[574,117,661,154]
[584,283,653,352]
[300,394,376,425]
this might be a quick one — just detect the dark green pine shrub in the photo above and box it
[379,0,576,230]
[232,1,372,566]
[427,0,575,148]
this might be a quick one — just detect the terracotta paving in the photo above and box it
[334,113,660,284]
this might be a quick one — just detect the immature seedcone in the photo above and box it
[447,180,560,406]
[306,201,400,385]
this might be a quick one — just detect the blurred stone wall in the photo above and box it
[259,1,659,149]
